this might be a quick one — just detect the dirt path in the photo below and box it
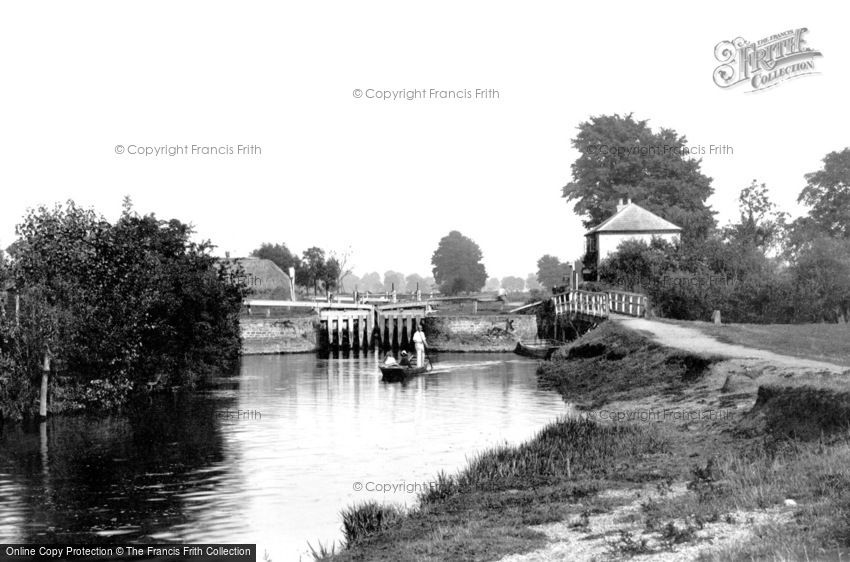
[496,317,847,562]
[609,316,847,373]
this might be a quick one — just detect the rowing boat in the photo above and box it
[514,339,562,360]
[380,359,432,382]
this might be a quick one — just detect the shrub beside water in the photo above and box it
[0,201,250,421]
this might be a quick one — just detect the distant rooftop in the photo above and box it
[586,200,682,235]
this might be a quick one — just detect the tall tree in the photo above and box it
[562,114,716,241]
[405,273,426,293]
[360,272,383,292]
[383,270,406,293]
[797,148,850,239]
[431,231,487,295]
[536,255,571,289]
[723,180,786,253]
[299,247,326,294]
[525,273,541,291]
[323,257,341,293]
[484,277,501,292]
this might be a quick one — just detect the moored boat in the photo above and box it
[514,339,562,360]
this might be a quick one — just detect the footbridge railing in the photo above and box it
[552,290,648,319]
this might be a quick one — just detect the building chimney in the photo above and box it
[616,198,625,212]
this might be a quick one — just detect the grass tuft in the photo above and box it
[340,501,404,548]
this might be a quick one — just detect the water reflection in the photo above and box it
[0,353,568,561]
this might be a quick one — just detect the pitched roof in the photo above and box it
[585,202,682,235]
[231,257,292,299]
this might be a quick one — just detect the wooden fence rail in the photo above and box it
[608,290,648,318]
[552,290,648,319]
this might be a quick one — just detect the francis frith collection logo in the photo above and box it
[713,28,822,92]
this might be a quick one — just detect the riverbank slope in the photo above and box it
[325,319,850,561]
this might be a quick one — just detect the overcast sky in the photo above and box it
[1,1,845,281]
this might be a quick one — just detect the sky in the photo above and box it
[0,1,846,281]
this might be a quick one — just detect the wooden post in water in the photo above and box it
[40,350,50,419]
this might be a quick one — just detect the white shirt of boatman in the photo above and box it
[412,331,427,346]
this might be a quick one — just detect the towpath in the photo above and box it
[608,316,846,373]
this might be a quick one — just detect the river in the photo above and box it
[0,353,569,561]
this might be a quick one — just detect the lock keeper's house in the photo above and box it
[584,199,682,270]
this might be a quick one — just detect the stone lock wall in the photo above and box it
[241,316,320,354]
[241,314,537,354]
[423,315,537,352]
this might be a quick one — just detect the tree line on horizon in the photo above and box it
[250,233,547,297]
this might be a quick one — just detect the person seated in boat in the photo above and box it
[383,352,398,366]
[399,350,411,367]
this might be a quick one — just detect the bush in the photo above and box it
[0,201,249,420]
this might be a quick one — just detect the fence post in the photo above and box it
[40,350,50,419]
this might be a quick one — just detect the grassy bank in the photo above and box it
[537,322,721,408]
[325,322,850,561]
[321,418,671,561]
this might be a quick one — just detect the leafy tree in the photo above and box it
[422,276,437,293]
[536,255,571,290]
[484,277,501,292]
[598,239,678,291]
[323,257,341,293]
[250,243,301,275]
[525,273,541,291]
[383,270,406,293]
[798,148,850,239]
[790,236,850,322]
[501,276,525,293]
[562,114,716,241]
[299,247,326,294]
[360,272,383,292]
[723,180,787,253]
[1,200,248,419]
[405,273,426,293]
[431,231,487,295]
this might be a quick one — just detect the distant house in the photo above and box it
[584,199,682,270]
[232,257,293,300]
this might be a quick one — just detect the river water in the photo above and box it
[0,353,569,561]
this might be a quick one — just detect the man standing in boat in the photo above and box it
[412,323,428,367]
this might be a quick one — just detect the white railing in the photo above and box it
[551,289,648,319]
[552,290,610,318]
[608,290,648,317]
